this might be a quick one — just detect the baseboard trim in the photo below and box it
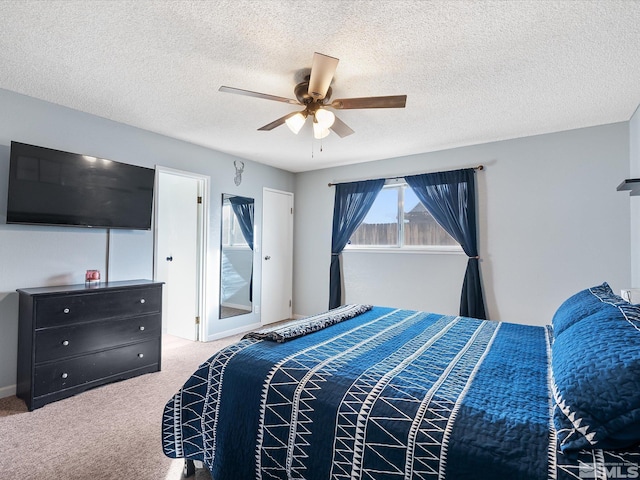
[0,383,16,399]
[205,322,262,342]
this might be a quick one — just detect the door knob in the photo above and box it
[264,255,271,260]
[166,256,173,262]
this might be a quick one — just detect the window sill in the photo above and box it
[343,246,465,255]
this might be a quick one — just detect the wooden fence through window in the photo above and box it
[350,221,458,247]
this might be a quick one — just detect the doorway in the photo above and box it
[154,167,209,341]
[261,188,293,325]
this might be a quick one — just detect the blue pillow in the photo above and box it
[552,282,622,337]
[552,299,640,452]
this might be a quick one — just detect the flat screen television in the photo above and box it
[6,141,155,230]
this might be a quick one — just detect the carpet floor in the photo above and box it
[0,333,241,479]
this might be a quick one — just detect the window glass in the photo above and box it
[349,187,398,246]
[348,184,460,249]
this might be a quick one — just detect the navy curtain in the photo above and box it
[404,168,486,319]
[330,179,385,309]
[229,196,254,250]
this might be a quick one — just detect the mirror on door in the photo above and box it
[220,194,254,319]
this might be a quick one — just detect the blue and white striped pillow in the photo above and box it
[551,282,623,337]
[552,295,640,452]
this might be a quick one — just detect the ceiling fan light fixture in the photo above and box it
[285,111,307,134]
[313,120,331,139]
[314,108,335,130]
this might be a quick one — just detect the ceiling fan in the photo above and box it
[219,52,407,139]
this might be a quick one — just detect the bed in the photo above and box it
[162,284,640,479]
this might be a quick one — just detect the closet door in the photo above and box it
[261,188,293,325]
[155,168,208,341]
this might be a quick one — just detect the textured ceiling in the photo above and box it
[0,0,639,173]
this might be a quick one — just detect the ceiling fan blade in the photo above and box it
[219,86,300,105]
[330,95,407,109]
[308,53,339,100]
[330,115,355,138]
[257,111,299,131]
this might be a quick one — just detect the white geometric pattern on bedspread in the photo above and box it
[328,315,499,480]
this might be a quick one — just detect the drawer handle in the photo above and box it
[61,373,68,379]
[139,326,145,331]
[137,353,144,358]
[62,340,69,346]
[140,299,146,304]
[63,308,70,314]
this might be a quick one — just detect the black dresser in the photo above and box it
[17,279,163,410]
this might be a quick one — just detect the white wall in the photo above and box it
[0,89,294,397]
[342,251,468,313]
[293,123,630,327]
[630,105,640,285]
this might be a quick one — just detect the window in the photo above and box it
[347,183,461,250]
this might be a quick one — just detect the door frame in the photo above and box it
[153,166,210,341]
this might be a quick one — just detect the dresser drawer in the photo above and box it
[35,314,161,363]
[34,287,161,328]
[33,339,160,398]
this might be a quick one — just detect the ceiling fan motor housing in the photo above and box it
[294,81,332,105]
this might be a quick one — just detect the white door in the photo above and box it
[261,188,293,325]
[155,168,208,341]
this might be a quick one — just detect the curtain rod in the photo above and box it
[327,165,484,187]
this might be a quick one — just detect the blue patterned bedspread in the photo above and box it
[162,307,640,479]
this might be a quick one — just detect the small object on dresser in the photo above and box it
[85,269,100,285]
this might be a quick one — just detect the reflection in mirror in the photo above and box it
[220,194,254,319]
